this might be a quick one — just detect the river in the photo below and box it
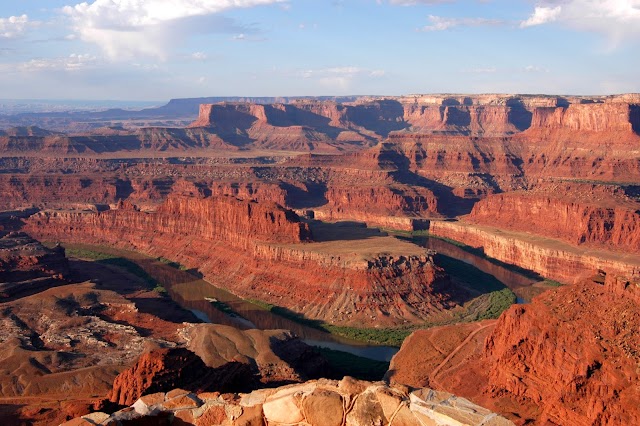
[67,235,540,362]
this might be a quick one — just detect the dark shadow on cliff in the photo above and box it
[0,404,27,426]
[506,98,533,131]
[281,181,328,208]
[346,99,408,137]
[67,258,201,325]
[308,220,388,242]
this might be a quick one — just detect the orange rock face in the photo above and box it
[528,102,639,134]
[24,195,452,326]
[387,279,640,425]
[468,187,640,254]
[108,348,252,406]
[484,280,640,425]
[429,220,638,284]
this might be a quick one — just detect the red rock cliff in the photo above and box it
[484,280,640,425]
[27,195,310,249]
[24,196,452,326]
[469,189,640,254]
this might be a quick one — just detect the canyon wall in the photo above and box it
[387,279,640,424]
[469,190,640,254]
[23,196,453,326]
[528,102,640,134]
[27,195,309,249]
[429,220,639,284]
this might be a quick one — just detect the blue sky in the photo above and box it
[0,0,639,101]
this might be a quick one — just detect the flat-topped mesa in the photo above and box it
[24,196,454,326]
[401,103,532,136]
[523,102,640,139]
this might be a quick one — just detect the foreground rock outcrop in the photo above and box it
[387,278,640,425]
[66,377,514,426]
[108,348,253,406]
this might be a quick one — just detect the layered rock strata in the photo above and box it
[65,378,514,426]
[387,279,640,424]
[24,196,452,326]
[429,220,640,284]
[468,188,640,254]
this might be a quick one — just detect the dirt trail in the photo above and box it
[429,322,494,384]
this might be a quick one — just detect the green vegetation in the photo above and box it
[65,247,167,294]
[246,298,412,346]
[324,325,413,347]
[246,298,274,311]
[314,347,390,381]
[157,257,188,271]
[477,288,517,320]
[208,299,245,318]
[540,279,564,287]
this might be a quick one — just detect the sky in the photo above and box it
[0,0,639,101]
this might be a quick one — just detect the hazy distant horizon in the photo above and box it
[0,1,639,100]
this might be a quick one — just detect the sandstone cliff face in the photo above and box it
[402,104,531,137]
[469,190,640,254]
[26,195,310,250]
[485,281,640,425]
[69,378,514,426]
[108,348,253,406]
[429,220,639,284]
[386,280,640,425]
[529,102,639,134]
[315,184,439,229]
[24,196,452,326]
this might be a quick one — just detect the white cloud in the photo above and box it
[521,1,640,47]
[0,14,29,39]
[389,0,453,5]
[191,51,207,60]
[462,66,497,73]
[62,0,285,60]
[299,66,386,89]
[420,15,502,31]
[231,32,266,41]
[523,65,549,73]
[520,6,561,28]
[16,53,99,72]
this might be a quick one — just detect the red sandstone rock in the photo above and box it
[484,280,640,425]
[388,280,640,425]
[108,348,253,406]
[24,195,454,326]
[468,188,640,254]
